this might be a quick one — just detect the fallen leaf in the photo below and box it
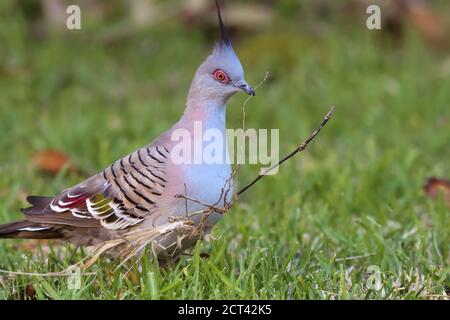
[424,177,450,205]
[32,149,74,175]
[25,283,37,300]
[407,3,447,48]
[126,271,139,285]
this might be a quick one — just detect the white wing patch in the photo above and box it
[86,194,144,230]
[18,226,49,232]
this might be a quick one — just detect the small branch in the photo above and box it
[235,106,335,198]
[174,194,227,214]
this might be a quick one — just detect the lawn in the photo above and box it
[0,1,449,299]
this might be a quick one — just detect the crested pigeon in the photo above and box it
[0,1,255,262]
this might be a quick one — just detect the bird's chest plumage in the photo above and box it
[166,108,233,218]
[184,162,232,205]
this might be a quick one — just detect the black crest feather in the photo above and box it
[215,0,231,47]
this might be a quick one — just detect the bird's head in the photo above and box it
[188,1,255,105]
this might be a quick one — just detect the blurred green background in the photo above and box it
[0,0,449,299]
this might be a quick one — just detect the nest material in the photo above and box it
[81,215,205,270]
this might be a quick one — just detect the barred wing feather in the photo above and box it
[26,145,169,230]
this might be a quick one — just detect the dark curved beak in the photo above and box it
[234,80,255,96]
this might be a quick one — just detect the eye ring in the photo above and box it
[213,69,230,83]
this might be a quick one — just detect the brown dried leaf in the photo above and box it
[32,149,74,175]
[424,177,450,205]
[407,4,446,47]
[126,271,139,285]
[24,283,37,300]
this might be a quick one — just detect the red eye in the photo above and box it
[213,69,230,83]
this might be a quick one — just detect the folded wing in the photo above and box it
[23,145,169,230]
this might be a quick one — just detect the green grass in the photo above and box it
[0,3,449,299]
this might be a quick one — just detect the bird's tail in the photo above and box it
[0,220,62,239]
